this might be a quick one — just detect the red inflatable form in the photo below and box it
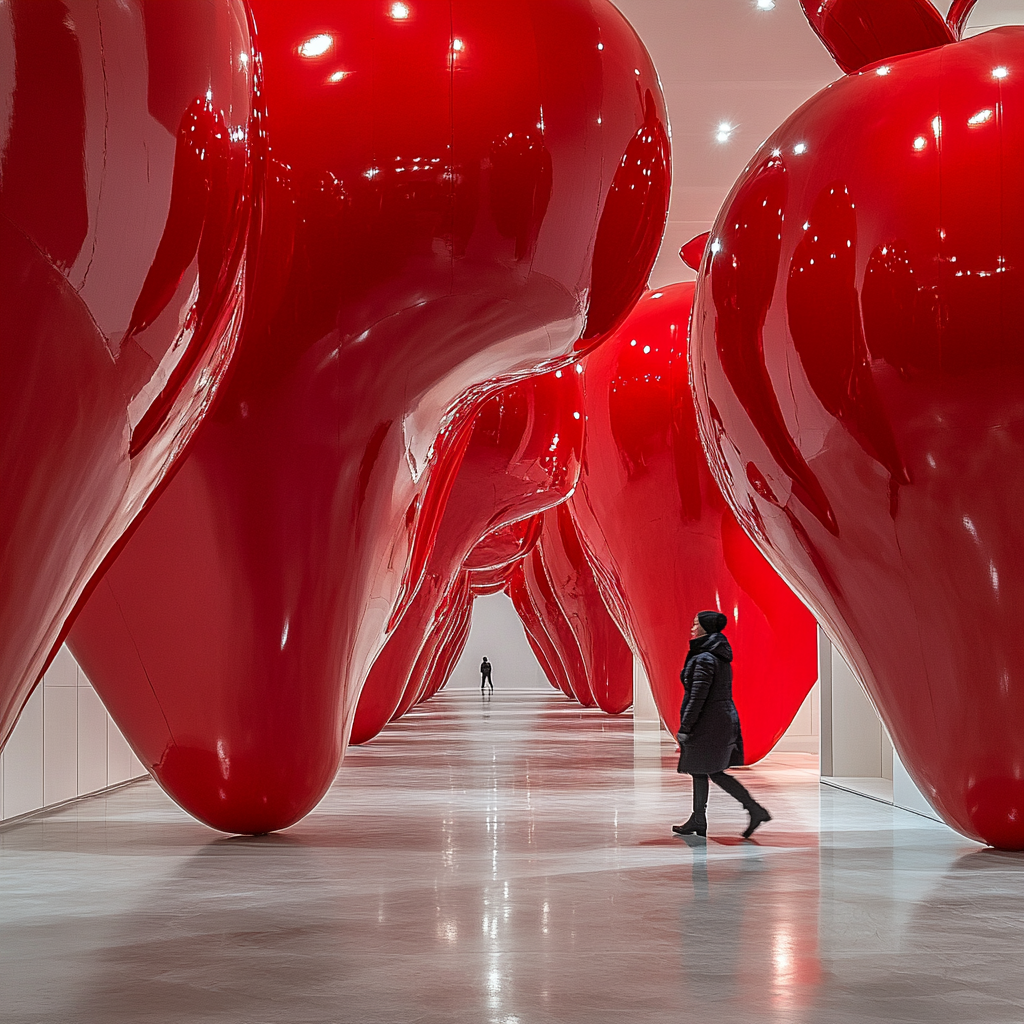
[689,1,1024,848]
[0,0,256,753]
[351,369,584,746]
[69,0,669,834]
[570,284,818,759]
[416,578,475,706]
[395,572,473,716]
[536,506,632,714]
[521,545,596,706]
[506,560,575,699]
[417,517,549,702]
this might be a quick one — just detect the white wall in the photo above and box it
[818,631,941,822]
[0,645,148,824]
[447,593,551,690]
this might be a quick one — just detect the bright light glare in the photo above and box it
[298,33,333,58]
[328,70,349,83]
[793,142,807,154]
[390,2,410,18]
[913,136,927,151]
[969,108,994,125]
[756,0,776,8]
[452,37,464,52]
[716,122,734,143]
[876,65,891,76]
[993,66,1009,79]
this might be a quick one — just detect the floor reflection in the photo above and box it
[0,688,1019,1023]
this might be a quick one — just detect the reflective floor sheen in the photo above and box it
[1,691,1021,1024]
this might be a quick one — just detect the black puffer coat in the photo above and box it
[676,632,745,775]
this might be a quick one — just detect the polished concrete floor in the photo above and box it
[0,689,1021,1024]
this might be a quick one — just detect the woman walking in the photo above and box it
[673,610,771,839]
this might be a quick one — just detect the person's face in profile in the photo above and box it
[690,615,705,641]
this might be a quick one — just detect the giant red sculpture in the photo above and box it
[535,505,632,714]
[518,545,597,707]
[570,284,818,761]
[0,0,257,755]
[68,0,670,834]
[351,368,585,746]
[689,0,1024,848]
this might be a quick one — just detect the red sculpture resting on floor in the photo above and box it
[570,283,819,763]
[352,367,585,746]
[67,0,670,835]
[688,0,1024,849]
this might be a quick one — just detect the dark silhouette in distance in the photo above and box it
[672,610,771,839]
[480,656,493,694]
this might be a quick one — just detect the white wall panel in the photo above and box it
[77,685,109,795]
[42,685,78,806]
[2,684,44,819]
[106,716,135,787]
[0,646,149,826]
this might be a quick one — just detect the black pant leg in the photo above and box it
[710,771,756,810]
[690,774,710,816]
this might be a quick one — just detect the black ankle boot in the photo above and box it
[672,814,707,837]
[742,804,771,839]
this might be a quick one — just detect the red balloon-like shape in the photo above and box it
[351,369,584,745]
[535,506,633,714]
[69,0,669,834]
[570,284,818,760]
[416,578,475,707]
[0,0,256,752]
[507,560,577,700]
[689,24,1024,849]
[519,546,596,707]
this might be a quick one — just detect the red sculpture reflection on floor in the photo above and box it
[689,0,1024,849]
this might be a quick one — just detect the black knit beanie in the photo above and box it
[697,610,728,635]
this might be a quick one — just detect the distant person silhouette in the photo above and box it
[673,610,771,839]
[480,656,493,694]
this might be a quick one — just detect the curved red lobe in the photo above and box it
[690,29,1024,848]
[536,506,632,715]
[679,232,710,272]
[522,546,596,707]
[800,0,954,75]
[507,562,577,699]
[67,0,668,834]
[0,0,256,757]
[352,368,584,747]
[571,283,818,761]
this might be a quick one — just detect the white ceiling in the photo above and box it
[612,0,1024,287]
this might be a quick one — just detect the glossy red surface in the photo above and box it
[506,561,577,699]
[351,368,584,746]
[394,572,473,719]
[570,284,818,759]
[689,24,1024,848]
[0,0,256,755]
[799,0,954,74]
[522,546,595,707]
[68,0,669,834]
[536,506,632,715]
[417,578,474,706]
